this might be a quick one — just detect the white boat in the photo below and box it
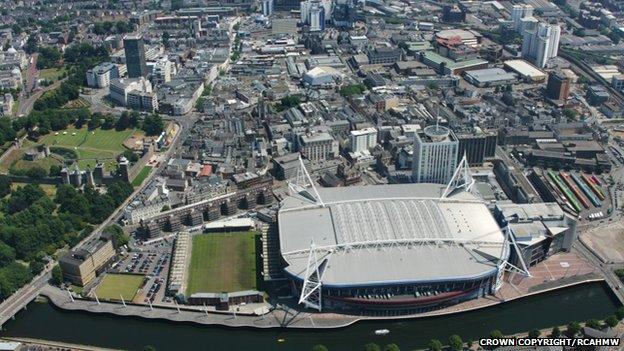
[374,329,390,336]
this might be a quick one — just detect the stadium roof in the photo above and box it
[278,183,507,287]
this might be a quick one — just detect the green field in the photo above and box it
[95,273,144,301]
[40,126,135,169]
[186,232,258,295]
[132,166,152,187]
[39,67,66,82]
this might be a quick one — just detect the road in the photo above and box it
[17,78,64,117]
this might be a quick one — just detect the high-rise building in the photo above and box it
[262,0,274,16]
[522,23,560,68]
[456,128,497,166]
[546,71,571,101]
[511,4,534,32]
[412,125,459,184]
[309,2,325,31]
[297,132,338,161]
[442,5,466,22]
[124,35,148,78]
[349,127,378,153]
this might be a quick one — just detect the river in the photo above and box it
[0,282,620,351]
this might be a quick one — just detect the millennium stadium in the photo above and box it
[278,157,530,314]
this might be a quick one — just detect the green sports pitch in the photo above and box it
[186,232,258,295]
[95,273,144,301]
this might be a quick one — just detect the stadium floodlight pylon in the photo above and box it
[441,153,475,199]
[298,240,326,311]
[288,155,325,207]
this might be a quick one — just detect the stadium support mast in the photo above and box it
[298,240,325,311]
[441,153,475,199]
[288,155,325,207]
[493,226,531,291]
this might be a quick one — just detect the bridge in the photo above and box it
[0,265,53,329]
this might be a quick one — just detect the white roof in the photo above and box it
[504,59,547,78]
[278,183,507,286]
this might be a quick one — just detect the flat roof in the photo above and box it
[278,184,507,286]
[504,59,547,78]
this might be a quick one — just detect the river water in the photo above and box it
[0,282,620,351]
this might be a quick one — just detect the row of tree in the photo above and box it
[92,21,135,36]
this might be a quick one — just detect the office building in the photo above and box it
[412,125,459,184]
[86,62,120,88]
[546,71,572,101]
[456,128,497,166]
[442,5,466,22]
[511,4,534,32]
[124,35,148,78]
[522,22,560,68]
[110,77,158,112]
[350,127,378,153]
[297,132,338,161]
[262,0,274,16]
[309,2,325,31]
[59,233,116,286]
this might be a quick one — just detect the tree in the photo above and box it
[0,241,16,267]
[142,114,164,136]
[279,95,301,110]
[615,307,624,320]
[162,31,170,48]
[585,319,601,329]
[311,345,328,351]
[49,164,62,177]
[383,344,400,351]
[448,335,463,351]
[428,340,442,351]
[364,343,381,351]
[605,315,619,328]
[0,175,11,198]
[551,326,561,338]
[26,166,48,179]
[528,329,541,338]
[566,321,581,337]
[116,112,131,131]
[489,330,504,339]
[123,150,139,163]
[104,225,128,247]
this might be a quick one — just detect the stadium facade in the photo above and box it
[277,158,525,314]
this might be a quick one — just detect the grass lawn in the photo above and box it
[39,67,66,82]
[132,166,152,187]
[186,232,258,295]
[95,273,144,301]
[40,126,135,169]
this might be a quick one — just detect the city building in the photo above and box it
[493,202,577,267]
[456,128,497,166]
[86,62,120,88]
[59,233,116,286]
[463,68,518,87]
[546,71,572,101]
[442,5,466,22]
[0,93,13,116]
[503,60,547,83]
[262,0,274,16]
[297,132,338,161]
[109,77,158,112]
[511,4,534,32]
[124,35,148,78]
[412,125,459,184]
[350,127,378,153]
[367,47,402,65]
[521,22,561,68]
